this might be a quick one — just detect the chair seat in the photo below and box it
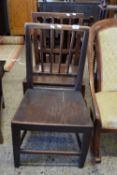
[12,89,91,129]
[96,91,117,129]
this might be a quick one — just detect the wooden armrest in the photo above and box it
[87,27,101,125]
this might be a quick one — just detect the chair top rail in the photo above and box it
[32,12,84,19]
[25,22,89,32]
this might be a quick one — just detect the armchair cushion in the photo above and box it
[96,91,117,129]
[98,27,117,91]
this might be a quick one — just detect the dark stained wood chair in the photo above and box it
[87,18,117,163]
[23,12,85,93]
[11,23,93,168]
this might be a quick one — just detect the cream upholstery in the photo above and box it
[96,91,117,129]
[98,27,117,91]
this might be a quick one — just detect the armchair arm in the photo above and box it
[87,27,101,126]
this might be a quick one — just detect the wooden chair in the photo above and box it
[23,12,85,93]
[11,23,93,168]
[87,18,117,163]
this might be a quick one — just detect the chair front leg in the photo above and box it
[11,124,20,167]
[79,128,92,168]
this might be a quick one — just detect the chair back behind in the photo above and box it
[32,12,84,65]
[32,12,84,25]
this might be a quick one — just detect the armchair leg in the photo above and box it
[92,126,101,163]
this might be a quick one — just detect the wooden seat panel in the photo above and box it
[13,89,91,127]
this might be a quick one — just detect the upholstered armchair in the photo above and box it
[87,18,117,163]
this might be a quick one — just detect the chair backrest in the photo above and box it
[88,18,117,92]
[38,0,100,25]
[25,23,89,90]
[32,12,84,25]
[32,12,84,65]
